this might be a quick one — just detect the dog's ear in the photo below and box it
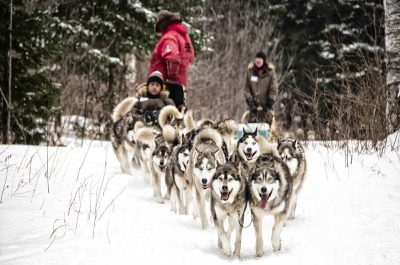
[254,128,258,135]
[243,128,247,135]
[292,140,297,148]
[277,138,282,147]
[216,159,222,168]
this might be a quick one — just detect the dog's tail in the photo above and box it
[112,97,138,122]
[134,127,159,146]
[158,105,183,128]
[194,128,223,148]
[256,135,279,156]
[184,110,195,131]
[217,119,237,137]
[196,119,215,129]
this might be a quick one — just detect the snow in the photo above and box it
[0,135,399,265]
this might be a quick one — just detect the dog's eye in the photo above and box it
[198,166,204,170]
[228,178,233,182]
[252,142,256,145]
[287,157,292,161]
[218,176,223,181]
[267,177,274,183]
[257,176,263,182]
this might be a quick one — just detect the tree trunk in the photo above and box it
[384,0,400,133]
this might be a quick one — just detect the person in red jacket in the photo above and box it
[148,10,194,111]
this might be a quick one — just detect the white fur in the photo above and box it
[112,97,138,122]
[158,105,183,128]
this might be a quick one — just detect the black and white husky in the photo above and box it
[210,163,247,257]
[233,128,277,179]
[150,135,171,203]
[165,135,193,214]
[186,128,226,229]
[277,139,307,219]
[248,154,293,257]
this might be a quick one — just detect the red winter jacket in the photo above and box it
[148,23,194,88]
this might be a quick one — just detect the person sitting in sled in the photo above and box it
[134,71,175,126]
[244,51,278,124]
[148,10,195,112]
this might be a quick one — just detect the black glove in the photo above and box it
[248,100,257,113]
[264,98,275,110]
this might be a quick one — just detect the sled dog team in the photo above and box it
[111,102,307,258]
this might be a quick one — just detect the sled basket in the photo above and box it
[236,123,270,140]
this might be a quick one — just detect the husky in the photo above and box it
[248,154,293,257]
[133,127,159,184]
[277,139,307,219]
[232,128,277,179]
[111,97,144,174]
[210,163,247,257]
[150,135,172,203]
[186,128,226,229]
[165,135,193,214]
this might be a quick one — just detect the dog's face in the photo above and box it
[177,145,191,171]
[278,140,299,176]
[152,145,170,173]
[250,166,280,209]
[238,130,260,163]
[193,152,218,190]
[211,164,242,204]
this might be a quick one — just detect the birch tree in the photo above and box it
[384,0,400,132]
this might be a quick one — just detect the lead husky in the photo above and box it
[165,135,193,214]
[249,154,293,257]
[150,135,171,203]
[210,163,247,257]
[277,139,307,219]
[186,128,226,229]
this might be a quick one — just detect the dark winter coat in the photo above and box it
[244,62,278,107]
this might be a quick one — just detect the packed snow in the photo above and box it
[0,134,399,265]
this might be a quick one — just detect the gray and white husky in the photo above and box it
[277,139,307,219]
[186,128,226,229]
[248,154,293,257]
[210,163,247,257]
[150,135,171,203]
[165,135,193,214]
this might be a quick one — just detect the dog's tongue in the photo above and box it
[260,194,268,209]
[220,191,229,201]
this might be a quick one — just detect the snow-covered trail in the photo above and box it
[0,140,399,265]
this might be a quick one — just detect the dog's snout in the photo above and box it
[159,160,164,166]
[246,147,252,153]
[222,185,228,191]
[201,178,207,184]
[261,186,267,193]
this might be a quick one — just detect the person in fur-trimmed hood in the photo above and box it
[244,51,278,122]
[133,71,175,126]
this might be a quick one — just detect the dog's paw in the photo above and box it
[255,250,264,257]
[272,240,281,252]
[178,208,185,215]
[233,249,241,257]
[156,198,164,204]
[223,246,232,257]
[201,223,209,230]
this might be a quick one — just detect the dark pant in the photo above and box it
[166,82,185,108]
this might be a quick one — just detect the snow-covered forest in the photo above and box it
[0,1,399,264]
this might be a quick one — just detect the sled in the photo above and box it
[236,123,270,140]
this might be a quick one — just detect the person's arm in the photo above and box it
[265,68,278,109]
[161,38,181,82]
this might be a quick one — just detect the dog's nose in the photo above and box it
[160,161,164,166]
[261,186,267,193]
[246,147,252,153]
[202,178,207,184]
[222,185,228,191]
